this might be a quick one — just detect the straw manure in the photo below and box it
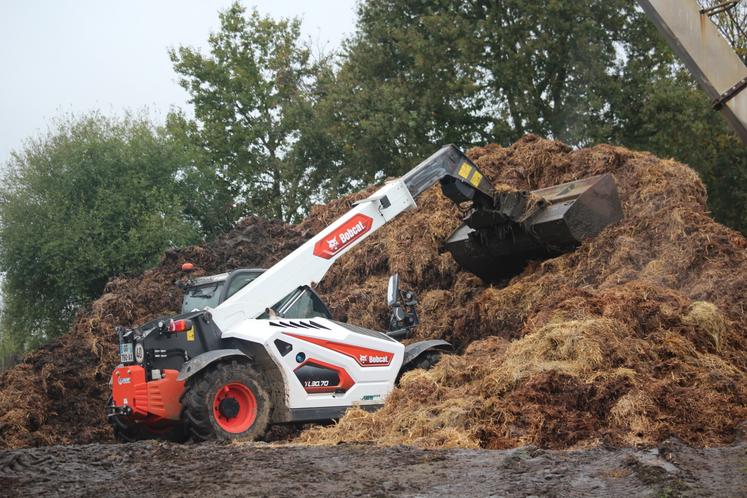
[1,134,745,450]
[301,135,747,449]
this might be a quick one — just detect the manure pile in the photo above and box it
[0,217,309,447]
[1,135,745,450]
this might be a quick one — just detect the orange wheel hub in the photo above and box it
[212,383,257,433]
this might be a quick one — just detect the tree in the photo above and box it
[311,1,489,183]
[168,3,331,231]
[312,1,665,177]
[473,1,675,145]
[605,66,747,232]
[0,113,198,351]
[313,0,746,233]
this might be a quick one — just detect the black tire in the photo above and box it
[107,397,186,443]
[411,351,443,370]
[397,350,444,383]
[180,360,271,442]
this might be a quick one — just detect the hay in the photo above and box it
[1,134,746,450]
[682,301,727,351]
[299,135,747,449]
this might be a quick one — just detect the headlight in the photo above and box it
[135,343,145,364]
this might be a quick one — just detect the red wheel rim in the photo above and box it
[212,383,257,433]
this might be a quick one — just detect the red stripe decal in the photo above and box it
[286,333,394,367]
[312,213,373,259]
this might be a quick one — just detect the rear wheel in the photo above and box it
[180,361,271,441]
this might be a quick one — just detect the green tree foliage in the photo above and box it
[315,0,746,232]
[604,65,747,230]
[0,114,198,352]
[312,1,489,184]
[312,1,676,178]
[168,3,331,231]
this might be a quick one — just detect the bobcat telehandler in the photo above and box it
[108,145,622,442]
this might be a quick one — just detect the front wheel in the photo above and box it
[397,350,444,383]
[180,360,271,441]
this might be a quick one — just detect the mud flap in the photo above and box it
[177,349,252,382]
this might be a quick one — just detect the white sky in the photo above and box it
[0,0,357,166]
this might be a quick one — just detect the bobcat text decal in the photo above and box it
[286,333,394,367]
[313,213,373,259]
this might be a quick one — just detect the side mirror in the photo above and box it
[387,273,400,307]
[386,274,420,339]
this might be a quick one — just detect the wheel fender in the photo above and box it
[177,349,252,382]
[401,339,451,370]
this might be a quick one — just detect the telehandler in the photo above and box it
[108,145,622,441]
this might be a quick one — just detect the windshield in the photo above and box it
[182,281,225,312]
[258,287,331,320]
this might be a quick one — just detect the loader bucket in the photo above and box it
[442,173,623,282]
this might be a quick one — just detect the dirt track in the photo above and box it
[1,438,745,497]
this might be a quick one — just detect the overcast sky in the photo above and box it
[0,0,357,166]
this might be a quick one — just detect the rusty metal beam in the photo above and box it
[638,0,747,145]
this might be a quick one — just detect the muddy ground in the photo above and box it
[1,438,745,497]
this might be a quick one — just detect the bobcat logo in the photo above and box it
[326,237,340,251]
[313,214,373,259]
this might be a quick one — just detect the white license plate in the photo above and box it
[120,343,134,363]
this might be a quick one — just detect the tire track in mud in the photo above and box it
[0,438,744,497]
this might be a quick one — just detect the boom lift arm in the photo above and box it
[212,144,623,335]
[211,145,495,334]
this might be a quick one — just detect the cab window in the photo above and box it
[282,288,330,319]
[259,287,330,319]
[182,282,224,312]
[226,271,262,298]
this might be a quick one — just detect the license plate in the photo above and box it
[120,343,134,363]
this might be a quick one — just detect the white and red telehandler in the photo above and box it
[108,145,622,442]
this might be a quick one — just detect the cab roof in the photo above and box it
[190,268,265,286]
